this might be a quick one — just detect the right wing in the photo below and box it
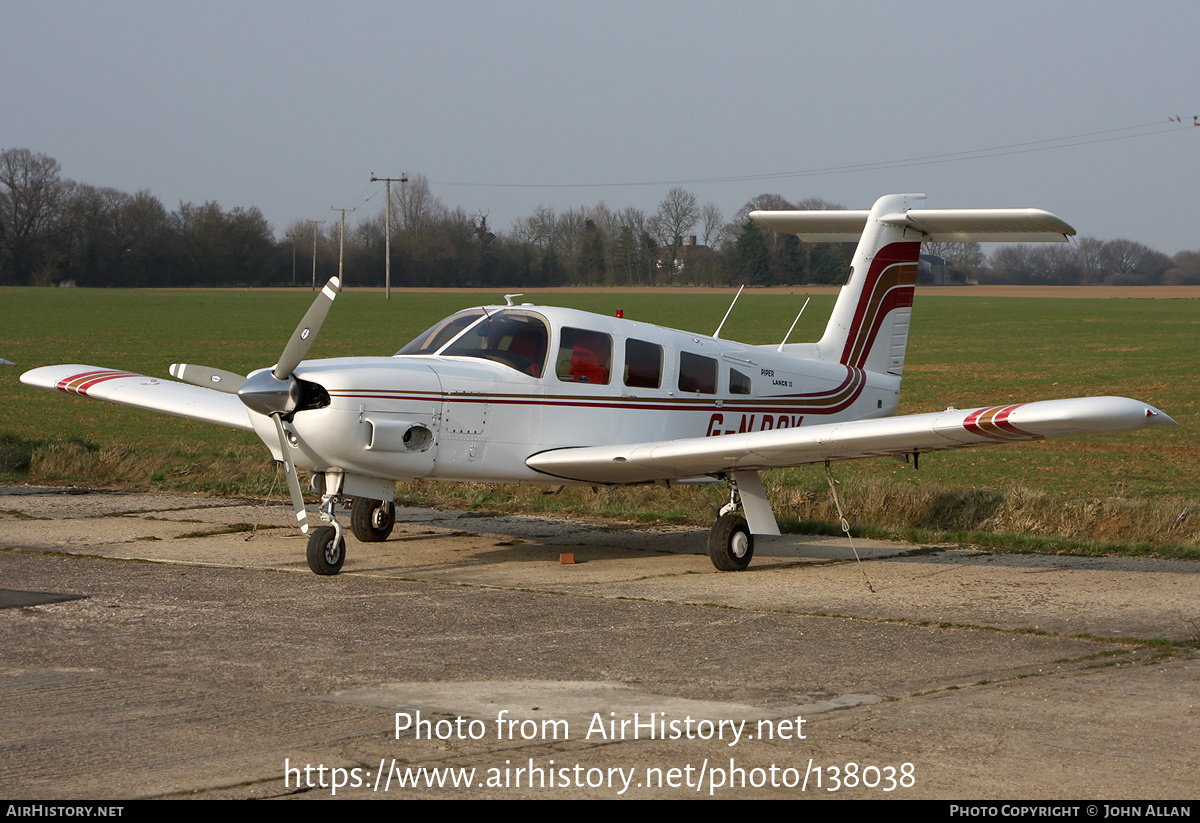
[21,365,254,432]
[526,396,1174,484]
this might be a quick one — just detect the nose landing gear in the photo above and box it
[306,492,347,575]
[307,523,345,575]
[303,490,397,575]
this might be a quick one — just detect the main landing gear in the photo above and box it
[708,477,754,571]
[304,493,396,575]
[350,497,396,543]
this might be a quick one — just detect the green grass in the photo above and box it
[0,286,1196,553]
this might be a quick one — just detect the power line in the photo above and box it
[429,119,1194,190]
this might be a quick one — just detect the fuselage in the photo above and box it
[251,303,902,485]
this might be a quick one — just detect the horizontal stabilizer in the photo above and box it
[750,207,1075,243]
[527,397,1174,485]
[21,365,254,431]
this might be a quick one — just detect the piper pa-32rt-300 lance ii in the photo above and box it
[22,194,1176,575]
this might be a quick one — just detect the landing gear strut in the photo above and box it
[305,490,348,575]
[708,477,754,571]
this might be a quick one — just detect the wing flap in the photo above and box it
[21,365,254,432]
[526,397,1173,484]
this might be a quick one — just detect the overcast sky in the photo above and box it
[3,0,1196,254]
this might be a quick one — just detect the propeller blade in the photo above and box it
[274,276,341,381]
[169,363,246,394]
[273,414,309,534]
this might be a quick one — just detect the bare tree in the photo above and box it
[390,173,445,247]
[792,196,845,211]
[732,193,794,228]
[556,206,587,261]
[617,206,647,236]
[653,187,700,257]
[700,202,723,248]
[0,148,70,283]
[1102,238,1168,282]
[1071,236,1107,285]
[511,204,560,250]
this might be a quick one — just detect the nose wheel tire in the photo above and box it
[350,497,396,542]
[709,513,754,571]
[307,525,346,575]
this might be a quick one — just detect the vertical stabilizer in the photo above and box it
[817,193,923,375]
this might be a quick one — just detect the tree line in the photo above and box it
[2,148,1195,288]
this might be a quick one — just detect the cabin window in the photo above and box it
[730,368,751,395]
[556,327,612,385]
[624,338,663,389]
[397,309,486,356]
[678,351,717,394]
[439,310,548,377]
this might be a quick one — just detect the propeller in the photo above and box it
[165,279,342,533]
[274,277,342,380]
[166,278,343,532]
[168,363,246,394]
[235,276,341,418]
[237,276,341,533]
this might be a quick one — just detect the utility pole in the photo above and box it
[306,220,325,291]
[285,230,303,286]
[331,207,355,287]
[370,174,407,300]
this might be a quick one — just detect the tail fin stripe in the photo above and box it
[839,242,920,369]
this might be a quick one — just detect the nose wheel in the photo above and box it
[307,525,345,575]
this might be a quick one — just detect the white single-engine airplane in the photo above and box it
[22,194,1175,575]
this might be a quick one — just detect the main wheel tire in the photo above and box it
[307,525,346,575]
[708,513,754,571]
[350,497,395,542]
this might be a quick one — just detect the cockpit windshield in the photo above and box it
[397,309,487,356]
[396,308,549,378]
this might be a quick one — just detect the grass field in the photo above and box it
[1,286,1196,555]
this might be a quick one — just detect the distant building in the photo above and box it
[659,236,717,273]
[919,253,949,285]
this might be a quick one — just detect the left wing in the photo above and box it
[21,365,254,431]
[526,396,1174,484]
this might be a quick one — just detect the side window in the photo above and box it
[624,339,663,389]
[730,368,751,395]
[678,351,717,394]
[556,327,612,385]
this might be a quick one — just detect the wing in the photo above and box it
[21,365,254,432]
[526,396,1174,484]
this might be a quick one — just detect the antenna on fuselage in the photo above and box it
[503,293,523,307]
[777,297,811,351]
[713,285,745,340]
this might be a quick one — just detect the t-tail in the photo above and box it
[751,193,1076,379]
